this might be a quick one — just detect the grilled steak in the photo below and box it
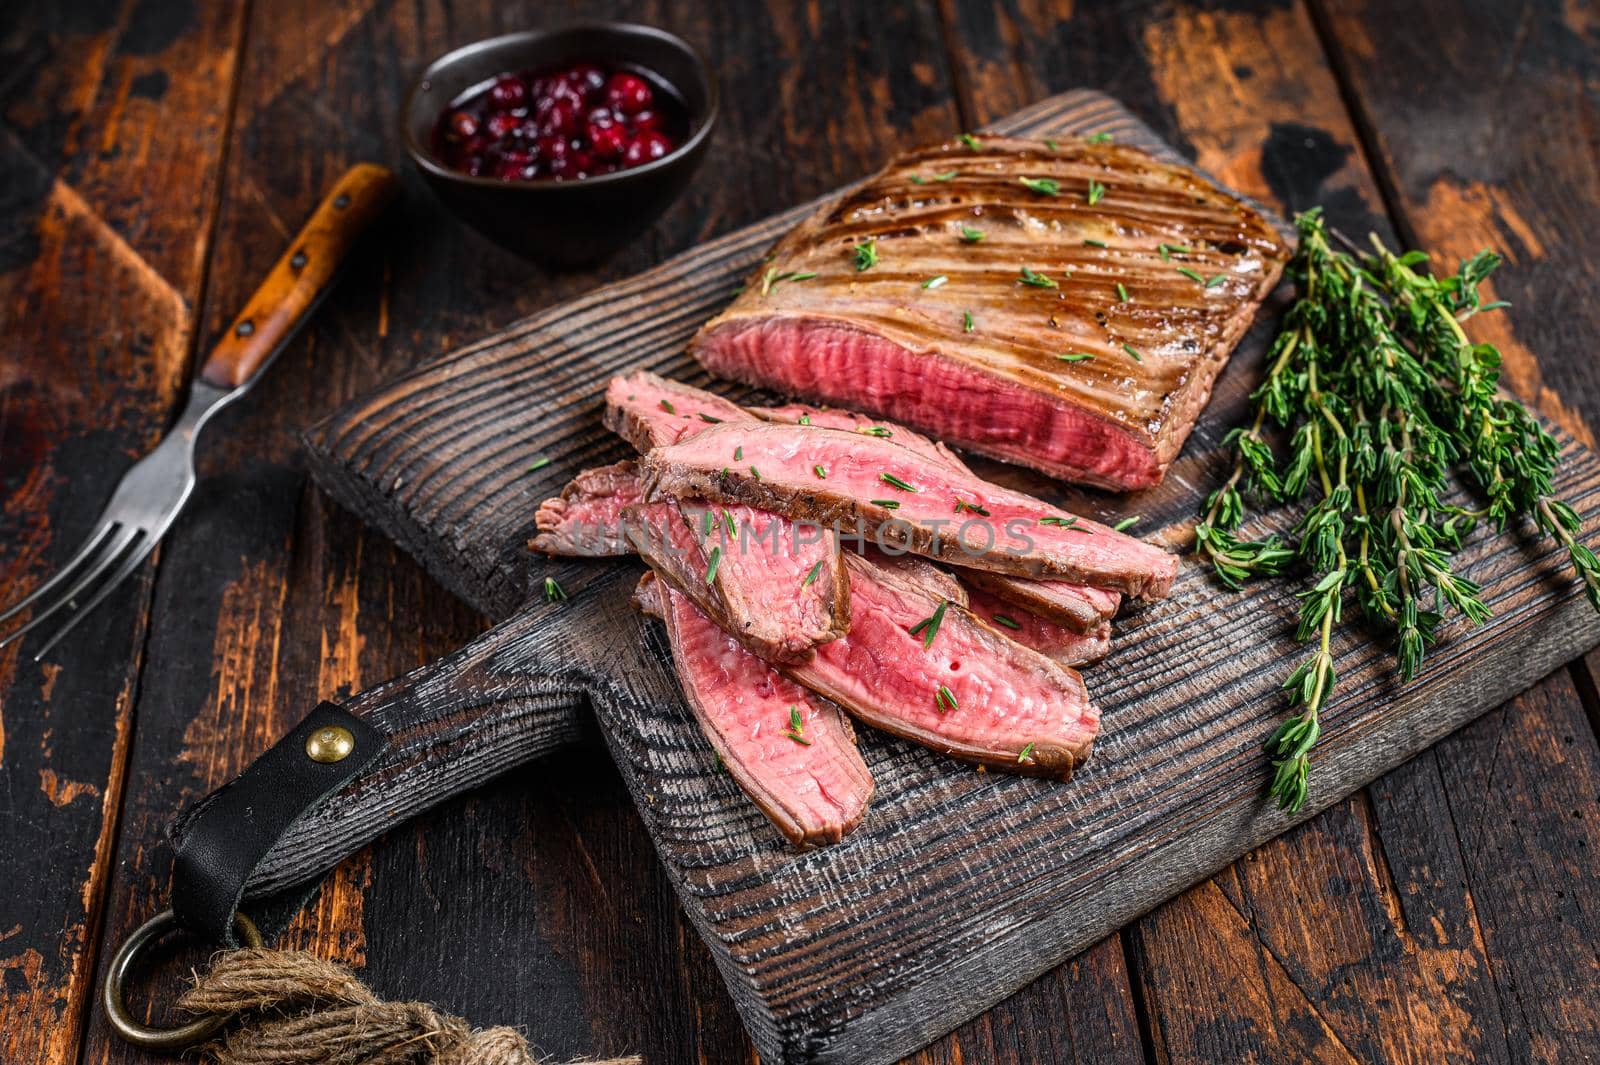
[604,371,752,451]
[624,501,848,664]
[635,573,873,846]
[859,548,967,605]
[639,422,1179,598]
[750,403,970,473]
[603,374,849,661]
[956,568,1120,633]
[691,135,1290,490]
[640,531,1098,776]
[965,586,1111,668]
[530,461,642,557]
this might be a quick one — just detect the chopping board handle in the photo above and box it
[198,163,399,391]
[165,602,591,942]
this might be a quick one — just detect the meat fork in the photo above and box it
[0,164,398,661]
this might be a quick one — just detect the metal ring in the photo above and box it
[102,909,264,1050]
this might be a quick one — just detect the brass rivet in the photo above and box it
[305,725,355,763]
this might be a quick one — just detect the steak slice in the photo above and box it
[639,528,1098,776]
[690,135,1290,490]
[639,422,1179,598]
[750,403,970,473]
[682,502,850,660]
[965,586,1111,669]
[624,502,848,664]
[530,460,642,557]
[956,568,1120,634]
[604,371,753,452]
[635,573,873,847]
[859,548,967,605]
[604,374,849,661]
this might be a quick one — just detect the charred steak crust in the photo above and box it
[957,568,1120,634]
[530,460,642,557]
[690,135,1290,490]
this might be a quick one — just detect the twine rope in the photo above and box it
[176,947,641,1065]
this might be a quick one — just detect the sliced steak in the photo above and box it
[625,502,848,664]
[859,548,967,605]
[639,422,1179,598]
[690,135,1290,490]
[957,568,1120,633]
[604,374,848,660]
[530,460,643,557]
[965,586,1111,669]
[640,531,1098,776]
[750,403,970,473]
[605,371,754,452]
[635,573,873,846]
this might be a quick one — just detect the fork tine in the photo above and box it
[0,526,140,652]
[30,532,158,662]
[0,522,117,627]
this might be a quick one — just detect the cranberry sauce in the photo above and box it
[432,61,689,182]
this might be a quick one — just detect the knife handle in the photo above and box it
[199,163,399,391]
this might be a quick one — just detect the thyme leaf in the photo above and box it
[1194,206,1599,814]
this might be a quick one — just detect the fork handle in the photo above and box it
[199,164,399,390]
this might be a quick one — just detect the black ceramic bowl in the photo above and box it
[403,24,717,265]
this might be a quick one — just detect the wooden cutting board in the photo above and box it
[300,90,1600,1064]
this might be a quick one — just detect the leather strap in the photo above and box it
[170,702,386,946]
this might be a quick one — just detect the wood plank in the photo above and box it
[947,5,1600,1063]
[1311,1,1600,1058]
[77,2,964,1063]
[0,5,247,1065]
[293,82,1600,1063]
[917,2,1536,1062]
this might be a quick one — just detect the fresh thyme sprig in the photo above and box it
[1196,208,1597,812]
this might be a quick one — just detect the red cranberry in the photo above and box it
[605,72,653,115]
[622,129,673,166]
[538,99,579,138]
[493,158,536,181]
[535,135,570,164]
[487,111,521,138]
[589,121,626,159]
[564,63,608,95]
[546,152,577,180]
[629,109,664,134]
[463,155,487,177]
[487,75,527,110]
[543,77,585,109]
[447,110,479,139]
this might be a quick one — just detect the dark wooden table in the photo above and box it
[3,2,1597,1062]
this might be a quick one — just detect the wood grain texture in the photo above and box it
[299,89,1600,1064]
[944,5,1600,1064]
[77,3,968,1064]
[0,4,248,1064]
[6,3,1597,1065]
[1310,2,1600,1058]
